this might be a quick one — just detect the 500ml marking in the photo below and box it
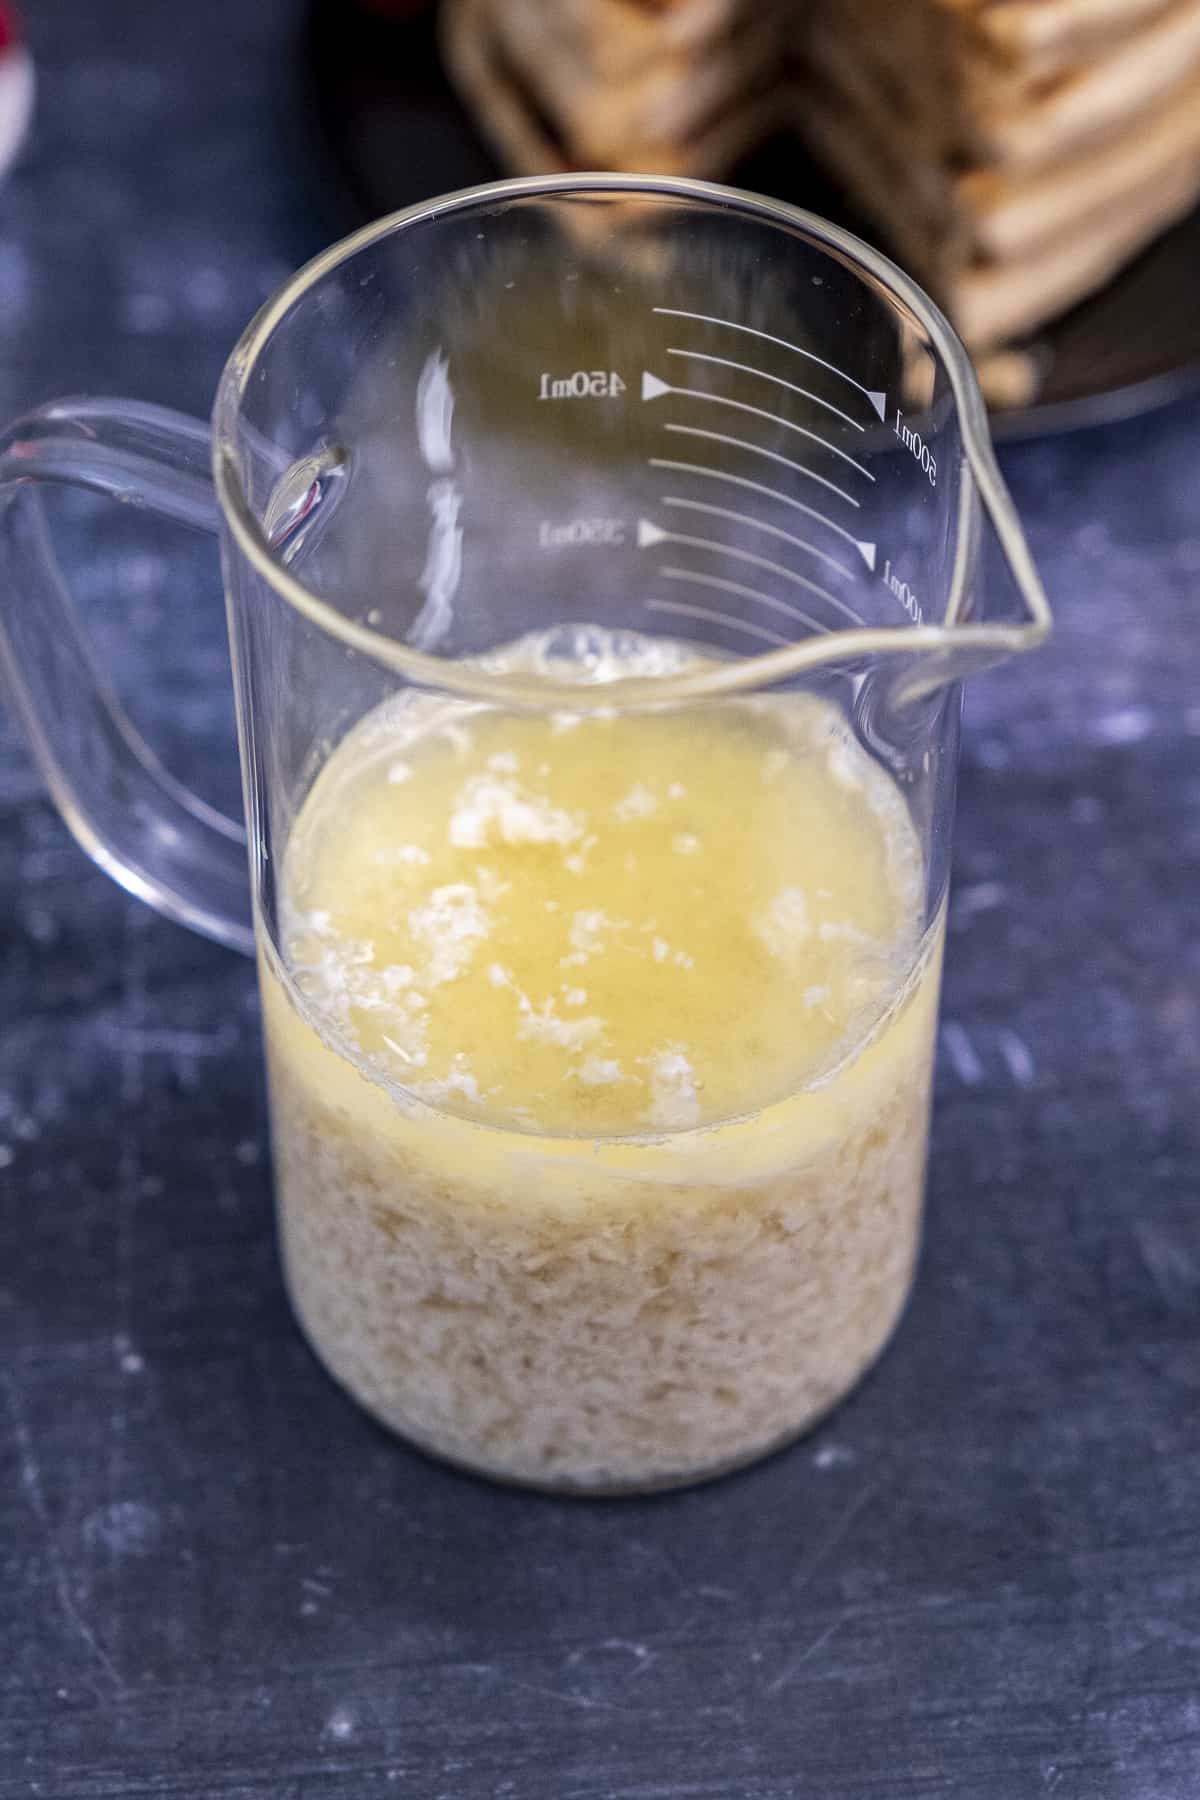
[538,369,627,400]
[883,559,924,625]
[893,408,937,486]
[538,517,627,549]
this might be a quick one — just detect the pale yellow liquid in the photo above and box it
[262,640,943,1490]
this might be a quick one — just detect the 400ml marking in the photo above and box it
[883,559,924,625]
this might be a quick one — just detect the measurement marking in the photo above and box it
[657,566,833,638]
[647,597,793,650]
[882,557,923,625]
[538,369,627,401]
[661,424,860,510]
[638,521,866,626]
[893,406,938,486]
[643,371,874,483]
[653,307,887,419]
[538,516,627,549]
[659,496,852,580]
[666,348,864,433]
[649,458,876,568]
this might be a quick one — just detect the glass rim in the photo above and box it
[211,172,1051,708]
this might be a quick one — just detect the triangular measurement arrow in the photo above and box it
[637,518,667,548]
[867,390,887,421]
[857,540,876,571]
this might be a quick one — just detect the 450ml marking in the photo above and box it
[538,369,627,400]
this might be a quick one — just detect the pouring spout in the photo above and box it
[847,431,1052,720]
[881,422,1051,706]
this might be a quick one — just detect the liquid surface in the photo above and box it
[281,654,924,1137]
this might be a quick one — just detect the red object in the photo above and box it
[0,2,32,183]
[0,3,22,55]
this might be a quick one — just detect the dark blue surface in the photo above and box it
[2,5,1199,1797]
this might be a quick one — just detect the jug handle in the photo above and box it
[0,397,255,955]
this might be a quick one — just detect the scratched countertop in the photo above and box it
[2,3,1200,1797]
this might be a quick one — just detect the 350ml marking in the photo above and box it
[538,369,627,400]
[538,517,627,548]
[893,408,937,486]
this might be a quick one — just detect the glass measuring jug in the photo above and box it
[0,176,1050,1493]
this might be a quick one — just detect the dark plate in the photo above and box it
[295,0,1200,441]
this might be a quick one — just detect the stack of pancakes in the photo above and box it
[443,0,1200,397]
[443,0,788,180]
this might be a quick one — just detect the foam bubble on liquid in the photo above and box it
[819,919,872,946]
[754,887,812,960]
[565,909,614,962]
[579,1057,624,1087]
[413,1067,482,1106]
[643,1047,701,1130]
[408,883,492,986]
[376,844,430,868]
[516,996,604,1053]
[448,774,583,851]
[476,866,511,904]
[496,623,702,688]
[614,783,658,823]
